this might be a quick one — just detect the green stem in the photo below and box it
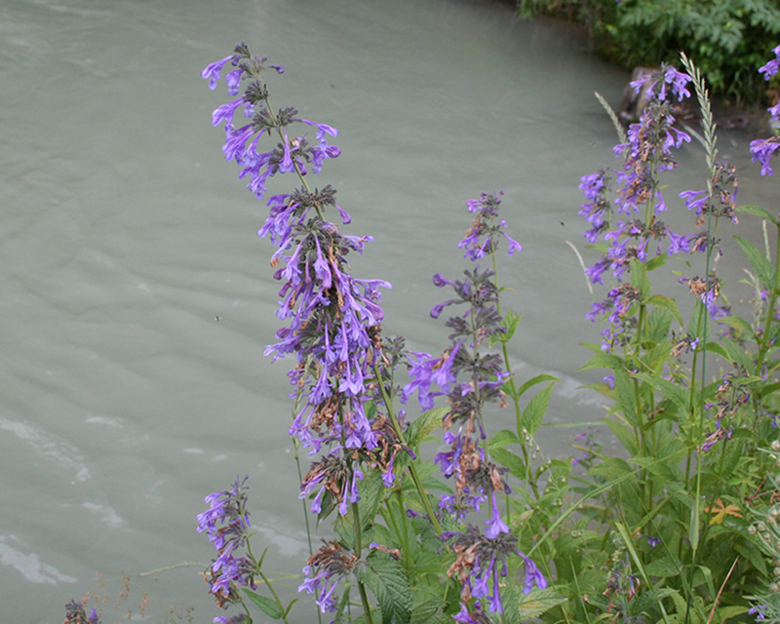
[352,503,375,624]
[490,250,539,498]
[257,570,295,624]
[372,359,443,534]
[755,223,780,373]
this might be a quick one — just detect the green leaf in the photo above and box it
[718,336,756,375]
[605,418,638,456]
[578,352,624,371]
[759,380,780,398]
[489,446,527,479]
[502,309,522,341]
[244,589,283,620]
[613,367,639,427]
[405,407,448,450]
[646,294,684,327]
[734,540,768,576]
[358,466,386,527]
[587,457,633,480]
[734,234,775,291]
[645,557,682,578]
[634,371,689,413]
[520,382,555,436]
[515,373,559,399]
[410,587,449,624]
[356,551,412,624]
[717,314,756,339]
[646,254,667,272]
[705,340,730,362]
[645,306,673,344]
[489,429,520,449]
[736,204,779,224]
[510,587,567,621]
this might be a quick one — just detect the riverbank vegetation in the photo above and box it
[66,42,780,624]
[517,0,780,107]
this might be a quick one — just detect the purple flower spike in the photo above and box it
[485,490,509,538]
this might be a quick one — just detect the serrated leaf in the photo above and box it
[605,418,638,456]
[646,294,684,326]
[759,380,780,398]
[644,557,682,577]
[520,382,555,436]
[358,467,386,527]
[633,371,689,412]
[515,373,559,398]
[717,314,756,338]
[410,587,448,624]
[502,309,522,341]
[734,235,775,291]
[629,588,678,618]
[357,551,412,624]
[645,306,673,343]
[489,429,520,449]
[736,204,779,224]
[718,336,756,375]
[490,446,527,479]
[578,352,624,371]
[587,456,633,479]
[244,589,283,620]
[512,587,567,621]
[405,407,448,450]
[613,367,639,427]
[705,341,730,362]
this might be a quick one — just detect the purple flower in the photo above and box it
[643,535,661,547]
[750,137,780,176]
[484,490,509,538]
[298,543,358,614]
[521,553,548,594]
[680,189,709,215]
[759,46,780,80]
[663,66,692,102]
[750,604,768,621]
[201,55,233,90]
[64,601,102,624]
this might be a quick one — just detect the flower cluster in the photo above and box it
[751,45,780,176]
[63,601,101,624]
[402,193,546,612]
[403,194,512,517]
[579,65,734,350]
[444,525,547,615]
[298,541,359,614]
[202,43,339,200]
[196,476,256,607]
[203,43,396,522]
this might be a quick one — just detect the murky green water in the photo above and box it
[0,0,772,621]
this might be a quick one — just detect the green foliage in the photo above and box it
[356,552,413,624]
[518,0,780,104]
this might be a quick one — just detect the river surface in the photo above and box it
[1,0,774,622]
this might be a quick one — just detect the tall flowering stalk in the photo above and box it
[403,193,547,618]
[201,42,395,623]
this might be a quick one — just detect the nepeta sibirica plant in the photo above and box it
[59,38,780,624]
[559,53,780,624]
[197,42,553,624]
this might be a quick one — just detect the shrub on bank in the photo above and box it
[518,0,780,105]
